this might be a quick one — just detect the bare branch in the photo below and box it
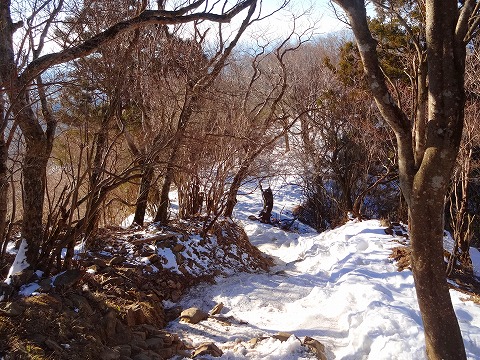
[19,0,256,84]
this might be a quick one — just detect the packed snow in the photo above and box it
[167,179,480,359]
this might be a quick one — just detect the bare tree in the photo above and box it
[0,0,256,271]
[222,23,314,218]
[151,3,258,224]
[331,0,480,358]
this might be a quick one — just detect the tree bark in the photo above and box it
[259,185,273,223]
[83,103,114,239]
[21,138,50,269]
[0,137,9,256]
[409,183,465,359]
[153,125,185,224]
[154,167,174,224]
[133,163,154,226]
[331,0,475,358]
[223,157,255,218]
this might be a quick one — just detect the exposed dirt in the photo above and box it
[389,243,480,304]
[0,218,273,360]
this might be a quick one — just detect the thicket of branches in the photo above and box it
[0,0,479,283]
[1,2,480,359]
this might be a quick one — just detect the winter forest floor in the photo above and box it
[1,179,480,360]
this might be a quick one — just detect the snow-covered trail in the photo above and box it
[167,181,480,359]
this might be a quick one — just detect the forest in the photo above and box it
[1,1,480,359]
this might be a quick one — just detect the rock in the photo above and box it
[138,324,163,337]
[53,269,83,288]
[140,249,155,258]
[160,333,175,346]
[192,343,223,358]
[154,235,177,249]
[91,258,108,268]
[109,256,126,266]
[175,252,184,264]
[145,337,164,352]
[38,278,52,292]
[178,265,190,276]
[114,345,132,358]
[156,347,175,358]
[180,307,208,324]
[102,277,125,286]
[131,338,148,351]
[99,347,121,360]
[170,290,182,302]
[303,337,327,360]
[126,304,147,326]
[10,269,35,287]
[45,339,64,354]
[103,310,119,341]
[126,302,165,328]
[164,306,182,322]
[0,282,14,300]
[172,244,185,253]
[133,350,164,360]
[273,332,295,342]
[149,262,161,270]
[132,331,147,341]
[0,301,25,316]
[147,254,159,264]
[132,352,152,360]
[209,302,224,315]
[69,294,93,315]
[115,320,133,345]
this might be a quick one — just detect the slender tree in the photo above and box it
[331,0,480,358]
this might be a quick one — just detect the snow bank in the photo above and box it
[167,180,480,360]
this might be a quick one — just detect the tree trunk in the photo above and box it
[413,59,428,167]
[330,1,474,358]
[133,164,154,226]
[0,137,9,259]
[83,102,115,238]
[22,138,50,269]
[154,90,195,224]
[154,159,175,224]
[223,158,254,218]
[259,186,273,223]
[409,194,466,359]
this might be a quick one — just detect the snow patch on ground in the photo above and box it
[167,180,480,360]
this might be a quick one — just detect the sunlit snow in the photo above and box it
[167,179,480,360]
[4,239,29,285]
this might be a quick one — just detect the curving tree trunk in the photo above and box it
[331,0,478,358]
[223,158,254,218]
